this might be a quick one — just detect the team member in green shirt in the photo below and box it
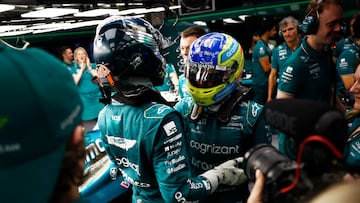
[277,0,345,159]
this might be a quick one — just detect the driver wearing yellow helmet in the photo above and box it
[174,32,272,203]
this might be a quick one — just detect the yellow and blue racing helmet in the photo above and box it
[186,32,244,106]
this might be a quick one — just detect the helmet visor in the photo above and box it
[186,61,237,88]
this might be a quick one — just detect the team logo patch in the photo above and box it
[106,136,136,151]
[285,66,293,74]
[252,103,261,117]
[259,47,265,55]
[163,121,178,136]
[338,58,348,68]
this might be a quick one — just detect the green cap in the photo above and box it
[0,43,83,203]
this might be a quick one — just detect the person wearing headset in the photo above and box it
[276,0,346,159]
[267,16,302,101]
[336,13,360,90]
[332,12,360,64]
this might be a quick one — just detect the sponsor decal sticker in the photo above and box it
[163,121,178,136]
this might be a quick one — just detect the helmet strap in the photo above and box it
[98,85,113,105]
[190,103,203,122]
[113,86,171,106]
[217,85,254,124]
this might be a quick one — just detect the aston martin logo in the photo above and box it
[106,135,136,151]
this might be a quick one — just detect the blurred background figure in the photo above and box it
[344,59,360,169]
[252,18,277,104]
[268,16,301,101]
[248,32,260,57]
[336,13,360,90]
[333,12,360,63]
[59,45,74,68]
[69,46,104,131]
[0,40,86,203]
[178,26,207,99]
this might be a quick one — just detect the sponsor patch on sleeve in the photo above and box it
[163,121,178,136]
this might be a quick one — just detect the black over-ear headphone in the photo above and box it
[300,0,346,35]
[300,0,324,35]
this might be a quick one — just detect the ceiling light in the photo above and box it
[63,20,103,30]
[0,4,15,13]
[169,5,181,10]
[128,3,143,6]
[21,8,79,18]
[0,30,33,37]
[238,15,248,21]
[129,8,147,14]
[97,3,111,8]
[25,23,70,30]
[134,7,164,14]
[223,18,243,24]
[193,21,207,26]
[0,25,26,32]
[114,8,146,15]
[32,27,66,34]
[9,18,46,23]
[113,9,133,15]
[74,9,119,17]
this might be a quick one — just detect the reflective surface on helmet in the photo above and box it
[93,16,166,87]
[187,61,237,88]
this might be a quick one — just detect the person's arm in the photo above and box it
[167,63,179,93]
[259,56,272,73]
[276,90,294,99]
[268,69,278,101]
[247,170,265,203]
[72,63,86,85]
[339,74,355,90]
[169,72,179,93]
[87,62,98,78]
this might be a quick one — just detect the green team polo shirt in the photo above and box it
[252,39,272,103]
[336,47,360,76]
[278,37,333,102]
[271,41,301,73]
[345,109,360,167]
[333,36,356,58]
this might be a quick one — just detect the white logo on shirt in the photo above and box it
[252,103,261,117]
[106,135,136,151]
[285,66,293,74]
[163,121,178,136]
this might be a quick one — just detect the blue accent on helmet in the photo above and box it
[213,82,238,102]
